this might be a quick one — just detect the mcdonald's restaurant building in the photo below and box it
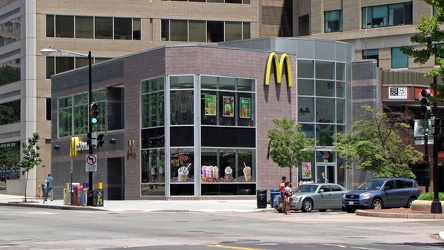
[51,38,378,200]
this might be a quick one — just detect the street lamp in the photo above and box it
[431,76,442,214]
[40,48,94,206]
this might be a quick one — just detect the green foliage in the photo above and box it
[400,0,444,100]
[17,132,42,172]
[268,117,315,170]
[17,132,42,202]
[419,192,444,201]
[334,105,421,178]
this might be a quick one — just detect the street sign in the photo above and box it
[86,154,97,172]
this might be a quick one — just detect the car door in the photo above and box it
[394,179,409,207]
[317,185,332,208]
[329,184,345,209]
[382,180,396,207]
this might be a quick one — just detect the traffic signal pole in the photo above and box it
[87,51,94,206]
[431,77,442,214]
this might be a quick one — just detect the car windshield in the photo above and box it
[294,184,318,193]
[357,180,384,190]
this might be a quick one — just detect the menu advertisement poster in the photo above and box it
[205,95,216,116]
[301,162,312,179]
[239,97,250,118]
[223,96,234,117]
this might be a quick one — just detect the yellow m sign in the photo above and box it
[265,52,293,87]
[70,136,80,157]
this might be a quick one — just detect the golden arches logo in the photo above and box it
[265,52,293,87]
[70,137,80,157]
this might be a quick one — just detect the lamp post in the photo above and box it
[432,76,442,214]
[40,48,94,206]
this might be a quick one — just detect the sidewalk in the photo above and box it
[0,194,272,213]
[1,194,444,219]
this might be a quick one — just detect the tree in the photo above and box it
[16,132,42,202]
[268,117,315,182]
[334,105,422,178]
[400,0,444,98]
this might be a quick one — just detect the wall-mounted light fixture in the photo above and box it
[110,138,117,144]
[53,145,60,150]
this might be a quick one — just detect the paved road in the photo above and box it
[0,206,443,249]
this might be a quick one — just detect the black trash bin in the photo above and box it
[256,190,267,208]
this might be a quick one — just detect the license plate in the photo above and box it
[348,201,354,205]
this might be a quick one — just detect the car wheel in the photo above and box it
[371,198,383,209]
[346,208,356,213]
[319,209,327,212]
[276,208,283,213]
[301,199,313,212]
[405,197,416,208]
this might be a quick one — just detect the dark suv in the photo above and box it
[342,178,421,213]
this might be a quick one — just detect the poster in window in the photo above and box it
[301,162,312,179]
[223,96,234,117]
[205,95,216,116]
[239,97,250,118]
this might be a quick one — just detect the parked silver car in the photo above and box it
[274,183,349,212]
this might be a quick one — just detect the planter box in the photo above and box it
[412,200,444,212]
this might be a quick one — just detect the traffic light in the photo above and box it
[419,89,432,117]
[90,102,99,124]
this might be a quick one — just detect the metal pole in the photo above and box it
[70,157,73,205]
[431,77,442,214]
[87,51,94,206]
[424,119,430,193]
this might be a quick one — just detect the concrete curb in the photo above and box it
[356,210,444,219]
[0,202,104,211]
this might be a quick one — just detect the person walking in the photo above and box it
[283,181,293,215]
[279,176,286,212]
[45,173,54,201]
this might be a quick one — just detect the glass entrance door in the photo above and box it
[316,164,337,184]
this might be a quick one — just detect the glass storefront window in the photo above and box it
[170,147,194,183]
[73,93,89,135]
[336,99,345,124]
[57,89,105,137]
[171,90,194,125]
[141,148,165,196]
[142,77,165,128]
[317,124,335,146]
[316,80,335,97]
[201,148,255,183]
[336,63,345,81]
[200,76,255,127]
[298,60,314,78]
[298,79,314,96]
[58,97,72,137]
[315,61,335,80]
[142,149,165,183]
[316,98,335,123]
[298,97,314,122]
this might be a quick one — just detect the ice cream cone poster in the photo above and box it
[205,95,216,116]
[223,96,234,117]
[302,162,312,179]
[239,98,250,118]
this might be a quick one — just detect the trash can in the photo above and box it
[270,189,280,208]
[256,190,267,208]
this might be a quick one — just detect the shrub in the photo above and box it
[418,192,444,201]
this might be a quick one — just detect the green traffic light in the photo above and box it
[91,117,98,124]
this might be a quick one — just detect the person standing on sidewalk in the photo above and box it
[45,174,54,201]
